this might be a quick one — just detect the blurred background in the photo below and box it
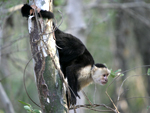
[0,0,150,113]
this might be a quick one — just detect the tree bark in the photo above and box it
[28,0,68,112]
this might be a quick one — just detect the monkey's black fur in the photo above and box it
[21,4,54,19]
[55,28,94,105]
[21,4,107,107]
[55,29,106,106]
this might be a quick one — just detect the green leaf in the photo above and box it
[110,69,116,78]
[33,109,42,113]
[110,69,124,78]
[147,68,150,76]
[18,100,31,107]
[119,73,124,76]
[24,105,31,111]
[110,73,116,78]
[114,69,121,73]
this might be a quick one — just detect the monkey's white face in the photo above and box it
[92,67,110,85]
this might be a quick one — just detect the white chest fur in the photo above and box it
[78,65,93,90]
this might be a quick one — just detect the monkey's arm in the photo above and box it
[21,4,54,19]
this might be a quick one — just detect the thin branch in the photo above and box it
[81,90,93,106]
[69,104,116,112]
[1,34,28,50]
[88,2,150,9]
[23,50,42,108]
[104,65,150,112]
[124,9,150,27]
[81,90,116,112]
[85,107,112,112]
[105,91,118,113]
[0,83,15,113]
[117,74,138,100]
[121,65,150,74]
[105,75,120,113]
[73,105,77,113]
[0,4,23,14]
[88,1,150,28]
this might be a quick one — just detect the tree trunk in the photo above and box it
[132,1,150,113]
[114,0,150,112]
[28,0,68,112]
[66,0,87,44]
[114,1,131,112]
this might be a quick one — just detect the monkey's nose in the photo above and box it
[105,79,108,82]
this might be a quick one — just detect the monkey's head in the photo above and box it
[92,63,110,85]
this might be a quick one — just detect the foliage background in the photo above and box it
[0,0,150,113]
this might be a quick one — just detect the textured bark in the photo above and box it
[28,0,68,112]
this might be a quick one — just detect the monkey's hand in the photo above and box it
[21,4,54,19]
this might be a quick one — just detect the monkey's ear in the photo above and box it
[93,65,98,70]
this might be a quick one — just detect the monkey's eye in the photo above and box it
[103,74,106,77]
[103,74,109,77]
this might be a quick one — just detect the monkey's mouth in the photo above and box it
[94,79,107,85]
[101,81,107,85]
[100,80,107,85]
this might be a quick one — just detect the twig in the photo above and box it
[105,75,120,113]
[88,2,150,9]
[117,65,150,101]
[34,9,41,35]
[69,104,116,112]
[84,107,112,112]
[1,35,28,50]
[124,8,150,27]
[73,105,76,113]
[121,65,150,74]
[117,74,138,100]
[0,4,23,14]
[0,83,15,113]
[23,50,42,108]
[105,91,118,113]
[81,90,93,106]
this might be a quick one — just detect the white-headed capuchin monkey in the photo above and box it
[21,4,110,107]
